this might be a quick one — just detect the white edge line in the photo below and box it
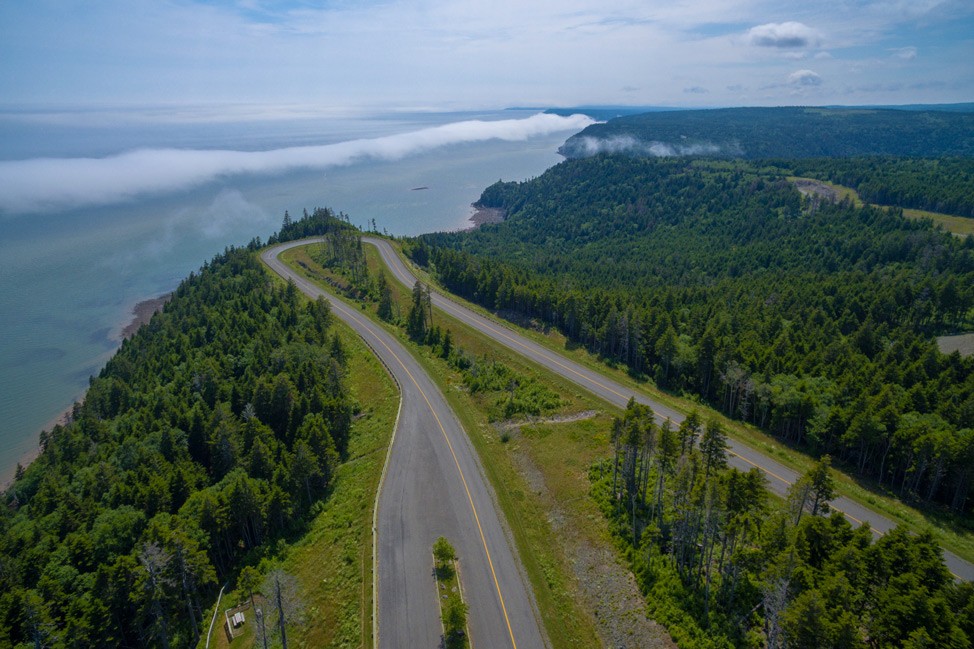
[264,243,405,648]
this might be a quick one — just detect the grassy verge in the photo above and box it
[281,244,608,648]
[281,321,398,648]
[203,261,399,649]
[378,239,974,566]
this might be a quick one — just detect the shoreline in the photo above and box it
[119,293,172,339]
[2,292,172,491]
[465,204,506,230]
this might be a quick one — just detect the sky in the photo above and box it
[1,0,973,113]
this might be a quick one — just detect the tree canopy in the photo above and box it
[0,210,358,647]
[413,155,974,515]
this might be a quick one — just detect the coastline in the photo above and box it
[2,293,172,491]
[466,204,506,230]
[119,293,172,339]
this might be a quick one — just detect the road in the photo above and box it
[262,242,548,649]
[364,236,974,583]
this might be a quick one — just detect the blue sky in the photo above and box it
[1,0,972,112]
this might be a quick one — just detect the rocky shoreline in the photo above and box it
[120,293,172,339]
[466,204,506,229]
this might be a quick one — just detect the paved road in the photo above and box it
[365,236,974,583]
[262,242,548,649]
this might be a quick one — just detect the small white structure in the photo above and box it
[225,607,247,639]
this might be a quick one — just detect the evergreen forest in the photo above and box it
[595,400,974,647]
[0,210,357,647]
[412,155,974,516]
[558,107,974,159]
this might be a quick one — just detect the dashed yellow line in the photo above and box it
[269,246,519,649]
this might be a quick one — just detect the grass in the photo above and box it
[201,261,400,649]
[278,321,398,648]
[281,244,608,648]
[902,208,974,237]
[937,332,974,357]
[788,176,861,204]
[788,175,974,238]
[376,239,974,566]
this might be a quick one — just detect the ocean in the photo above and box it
[0,107,583,482]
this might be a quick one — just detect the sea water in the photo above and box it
[0,108,570,482]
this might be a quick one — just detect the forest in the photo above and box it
[412,155,974,516]
[0,209,357,648]
[299,210,974,647]
[595,400,974,648]
[784,157,974,217]
[558,107,974,160]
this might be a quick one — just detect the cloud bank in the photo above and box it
[0,113,594,215]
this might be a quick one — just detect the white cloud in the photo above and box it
[574,135,729,157]
[0,0,970,115]
[0,113,594,215]
[746,21,822,48]
[890,46,918,60]
[787,69,823,86]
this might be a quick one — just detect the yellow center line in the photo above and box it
[372,244,968,576]
[274,247,519,648]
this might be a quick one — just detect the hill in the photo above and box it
[558,106,974,159]
[414,155,974,516]
[0,210,363,647]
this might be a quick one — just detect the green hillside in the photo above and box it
[558,107,974,159]
[0,211,366,648]
[415,155,974,516]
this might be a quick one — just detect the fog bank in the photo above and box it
[0,113,593,215]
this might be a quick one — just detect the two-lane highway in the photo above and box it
[262,242,548,648]
[364,236,974,582]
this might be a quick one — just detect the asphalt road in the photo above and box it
[365,236,974,583]
[262,242,548,649]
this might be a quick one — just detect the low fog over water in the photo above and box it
[0,108,582,481]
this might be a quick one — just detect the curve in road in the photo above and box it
[262,242,548,648]
[364,236,974,583]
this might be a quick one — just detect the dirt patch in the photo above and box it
[494,410,599,434]
[792,178,839,202]
[937,332,974,357]
[510,435,675,649]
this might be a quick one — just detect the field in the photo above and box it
[790,175,974,237]
[902,208,974,237]
[938,332,974,357]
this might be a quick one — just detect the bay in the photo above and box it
[0,108,571,482]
